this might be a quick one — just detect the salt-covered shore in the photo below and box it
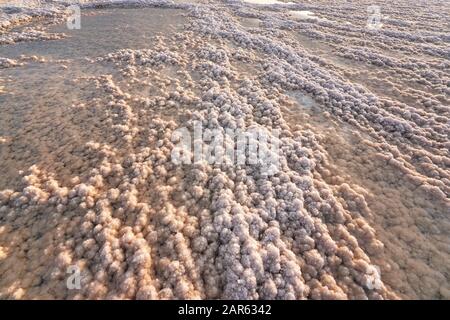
[0,0,449,299]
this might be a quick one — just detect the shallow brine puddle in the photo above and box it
[0,6,188,103]
[0,7,187,60]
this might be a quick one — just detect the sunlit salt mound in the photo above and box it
[242,0,294,5]
[288,10,318,20]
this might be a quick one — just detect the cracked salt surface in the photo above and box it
[0,0,449,300]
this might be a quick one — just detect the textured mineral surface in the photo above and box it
[0,0,449,299]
